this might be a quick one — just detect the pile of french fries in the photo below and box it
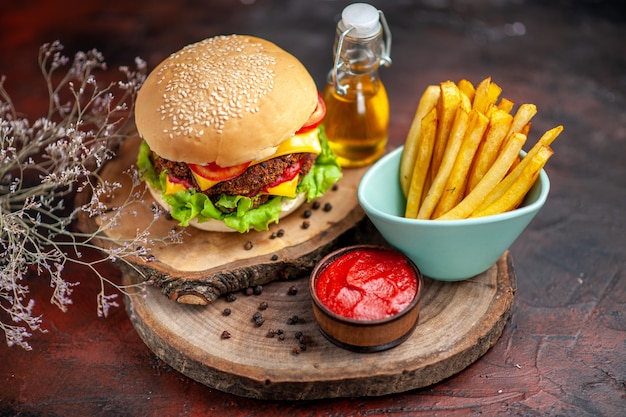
[399,77,563,220]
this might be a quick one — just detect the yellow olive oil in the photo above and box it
[323,74,389,168]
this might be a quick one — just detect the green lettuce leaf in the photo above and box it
[297,125,343,201]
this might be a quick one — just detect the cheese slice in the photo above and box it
[165,177,188,195]
[191,173,220,191]
[180,129,321,195]
[254,128,322,164]
[265,174,299,198]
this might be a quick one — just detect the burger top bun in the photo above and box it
[135,35,318,167]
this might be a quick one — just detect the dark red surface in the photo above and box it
[1,1,625,416]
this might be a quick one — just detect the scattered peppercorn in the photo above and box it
[312,201,321,210]
[301,220,310,229]
[299,342,307,351]
[287,315,299,325]
[287,285,298,296]
[271,254,278,261]
[221,330,231,339]
[294,331,303,340]
[303,209,311,218]
[270,232,277,239]
[252,312,262,321]
[244,287,254,296]
[323,202,333,212]
[222,308,231,316]
[292,345,301,355]
[332,184,339,191]
[254,285,263,295]
[277,229,285,237]
[225,293,237,302]
[278,334,285,341]
[258,301,268,310]
[244,241,254,250]
[255,317,265,327]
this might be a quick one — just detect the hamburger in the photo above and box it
[135,35,342,232]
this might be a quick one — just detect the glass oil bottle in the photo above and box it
[322,3,392,168]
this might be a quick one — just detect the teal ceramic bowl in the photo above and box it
[357,146,550,281]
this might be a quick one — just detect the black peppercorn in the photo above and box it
[287,315,299,325]
[254,285,263,295]
[258,301,268,310]
[271,254,278,261]
[244,241,254,250]
[323,202,333,212]
[276,229,285,237]
[222,308,231,316]
[287,285,298,295]
[221,330,231,339]
[303,209,312,218]
[244,287,254,296]
[312,201,321,210]
[226,293,237,302]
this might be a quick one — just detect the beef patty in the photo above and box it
[152,153,317,209]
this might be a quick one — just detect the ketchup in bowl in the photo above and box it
[310,245,423,352]
[314,248,418,321]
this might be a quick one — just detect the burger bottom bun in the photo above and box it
[147,184,306,232]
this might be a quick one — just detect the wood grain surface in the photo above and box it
[122,252,515,400]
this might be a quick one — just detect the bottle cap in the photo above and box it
[340,3,381,38]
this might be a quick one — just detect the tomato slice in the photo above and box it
[188,161,251,182]
[296,93,326,134]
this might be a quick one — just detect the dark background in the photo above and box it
[1,1,625,416]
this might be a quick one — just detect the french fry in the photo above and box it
[471,146,553,217]
[457,79,475,102]
[436,132,527,220]
[474,125,563,211]
[405,107,438,218]
[433,109,489,218]
[430,81,461,181]
[399,85,440,197]
[473,77,502,114]
[497,97,515,114]
[503,103,537,146]
[418,107,469,219]
[466,109,514,193]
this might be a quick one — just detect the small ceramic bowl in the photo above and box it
[309,245,423,352]
[357,146,550,281]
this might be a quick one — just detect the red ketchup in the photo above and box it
[314,248,418,321]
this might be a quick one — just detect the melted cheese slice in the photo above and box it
[178,129,321,196]
[265,174,300,198]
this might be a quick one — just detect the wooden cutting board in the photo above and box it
[123,252,515,400]
[78,136,516,400]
